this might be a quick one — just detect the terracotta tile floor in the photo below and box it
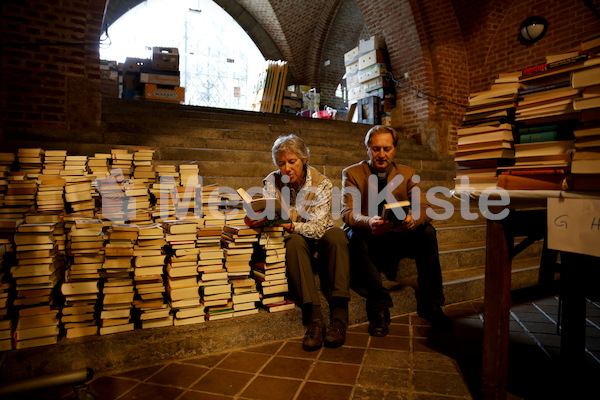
[16,295,600,400]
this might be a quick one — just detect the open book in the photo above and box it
[236,188,291,224]
[381,200,411,226]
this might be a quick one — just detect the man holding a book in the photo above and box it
[341,125,452,337]
[245,134,351,351]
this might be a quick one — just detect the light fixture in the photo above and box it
[519,16,548,44]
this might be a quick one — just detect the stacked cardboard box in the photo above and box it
[344,35,396,125]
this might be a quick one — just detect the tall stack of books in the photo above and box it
[99,224,136,334]
[163,220,201,326]
[496,50,600,190]
[0,244,11,351]
[12,222,61,349]
[252,226,292,312]
[454,82,518,189]
[221,225,260,317]
[570,64,600,188]
[133,222,168,325]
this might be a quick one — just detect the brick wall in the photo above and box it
[2,0,599,154]
[1,0,106,136]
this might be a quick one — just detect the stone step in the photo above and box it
[1,255,542,382]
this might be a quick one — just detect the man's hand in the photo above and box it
[244,215,267,228]
[369,216,394,235]
[393,214,415,232]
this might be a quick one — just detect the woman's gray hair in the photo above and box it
[271,134,310,165]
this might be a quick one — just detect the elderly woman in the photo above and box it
[245,134,350,351]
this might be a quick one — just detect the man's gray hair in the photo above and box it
[271,134,310,165]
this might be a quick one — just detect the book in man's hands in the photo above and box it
[381,200,411,226]
[236,188,291,224]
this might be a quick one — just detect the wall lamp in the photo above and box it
[519,16,548,44]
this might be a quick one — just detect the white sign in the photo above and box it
[233,87,241,98]
[547,198,600,257]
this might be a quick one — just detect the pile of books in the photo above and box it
[133,222,170,327]
[253,226,294,312]
[12,221,61,349]
[164,220,200,327]
[221,225,261,317]
[0,244,11,351]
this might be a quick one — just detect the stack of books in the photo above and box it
[123,181,152,225]
[110,149,134,179]
[95,174,128,223]
[61,278,99,339]
[87,153,111,179]
[5,171,37,211]
[0,244,12,351]
[36,175,66,214]
[198,185,227,228]
[64,179,95,217]
[12,222,61,349]
[253,226,292,311]
[164,220,201,326]
[99,224,136,334]
[132,149,156,182]
[17,148,44,176]
[155,165,179,187]
[454,80,519,190]
[42,150,67,176]
[570,64,600,188]
[201,266,234,321]
[178,164,200,188]
[133,222,170,326]
[221,225,261,317]
[62,155,88,179]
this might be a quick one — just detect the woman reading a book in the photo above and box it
[245,134,351,351]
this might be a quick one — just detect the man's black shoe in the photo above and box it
[303,318,325,351]
[368,308,390,337]
[324,318,347,348]
[417,305,454,331]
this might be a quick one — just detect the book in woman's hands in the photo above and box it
[381,200,411,226]
[236,188,291,223]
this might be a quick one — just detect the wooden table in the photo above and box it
[453,189,600,400]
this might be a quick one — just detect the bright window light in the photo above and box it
[100,0,266,110]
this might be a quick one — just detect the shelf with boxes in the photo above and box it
[113,47,185,104]
[344,35,396,125]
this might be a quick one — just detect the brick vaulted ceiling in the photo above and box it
[103,0,358,87]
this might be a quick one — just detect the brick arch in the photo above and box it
[356,0,468,153]
[303,0,344,87]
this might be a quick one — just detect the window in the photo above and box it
[100,0,266,110]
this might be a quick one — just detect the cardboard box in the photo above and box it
[152,47,179,71]
[124,58,151,73]
[140,72,180,86]
[344,46,360,66]
[144,83,185,103]
[358,49,387,70]
[358,63,388,83]
[348,85,365,102]
[284,90,302,99]
[346,71,359,88]
[345,61,359,76]
[362,76,391,92]
[359,35,386,55]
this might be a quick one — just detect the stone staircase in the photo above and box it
[0,98,545,381]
